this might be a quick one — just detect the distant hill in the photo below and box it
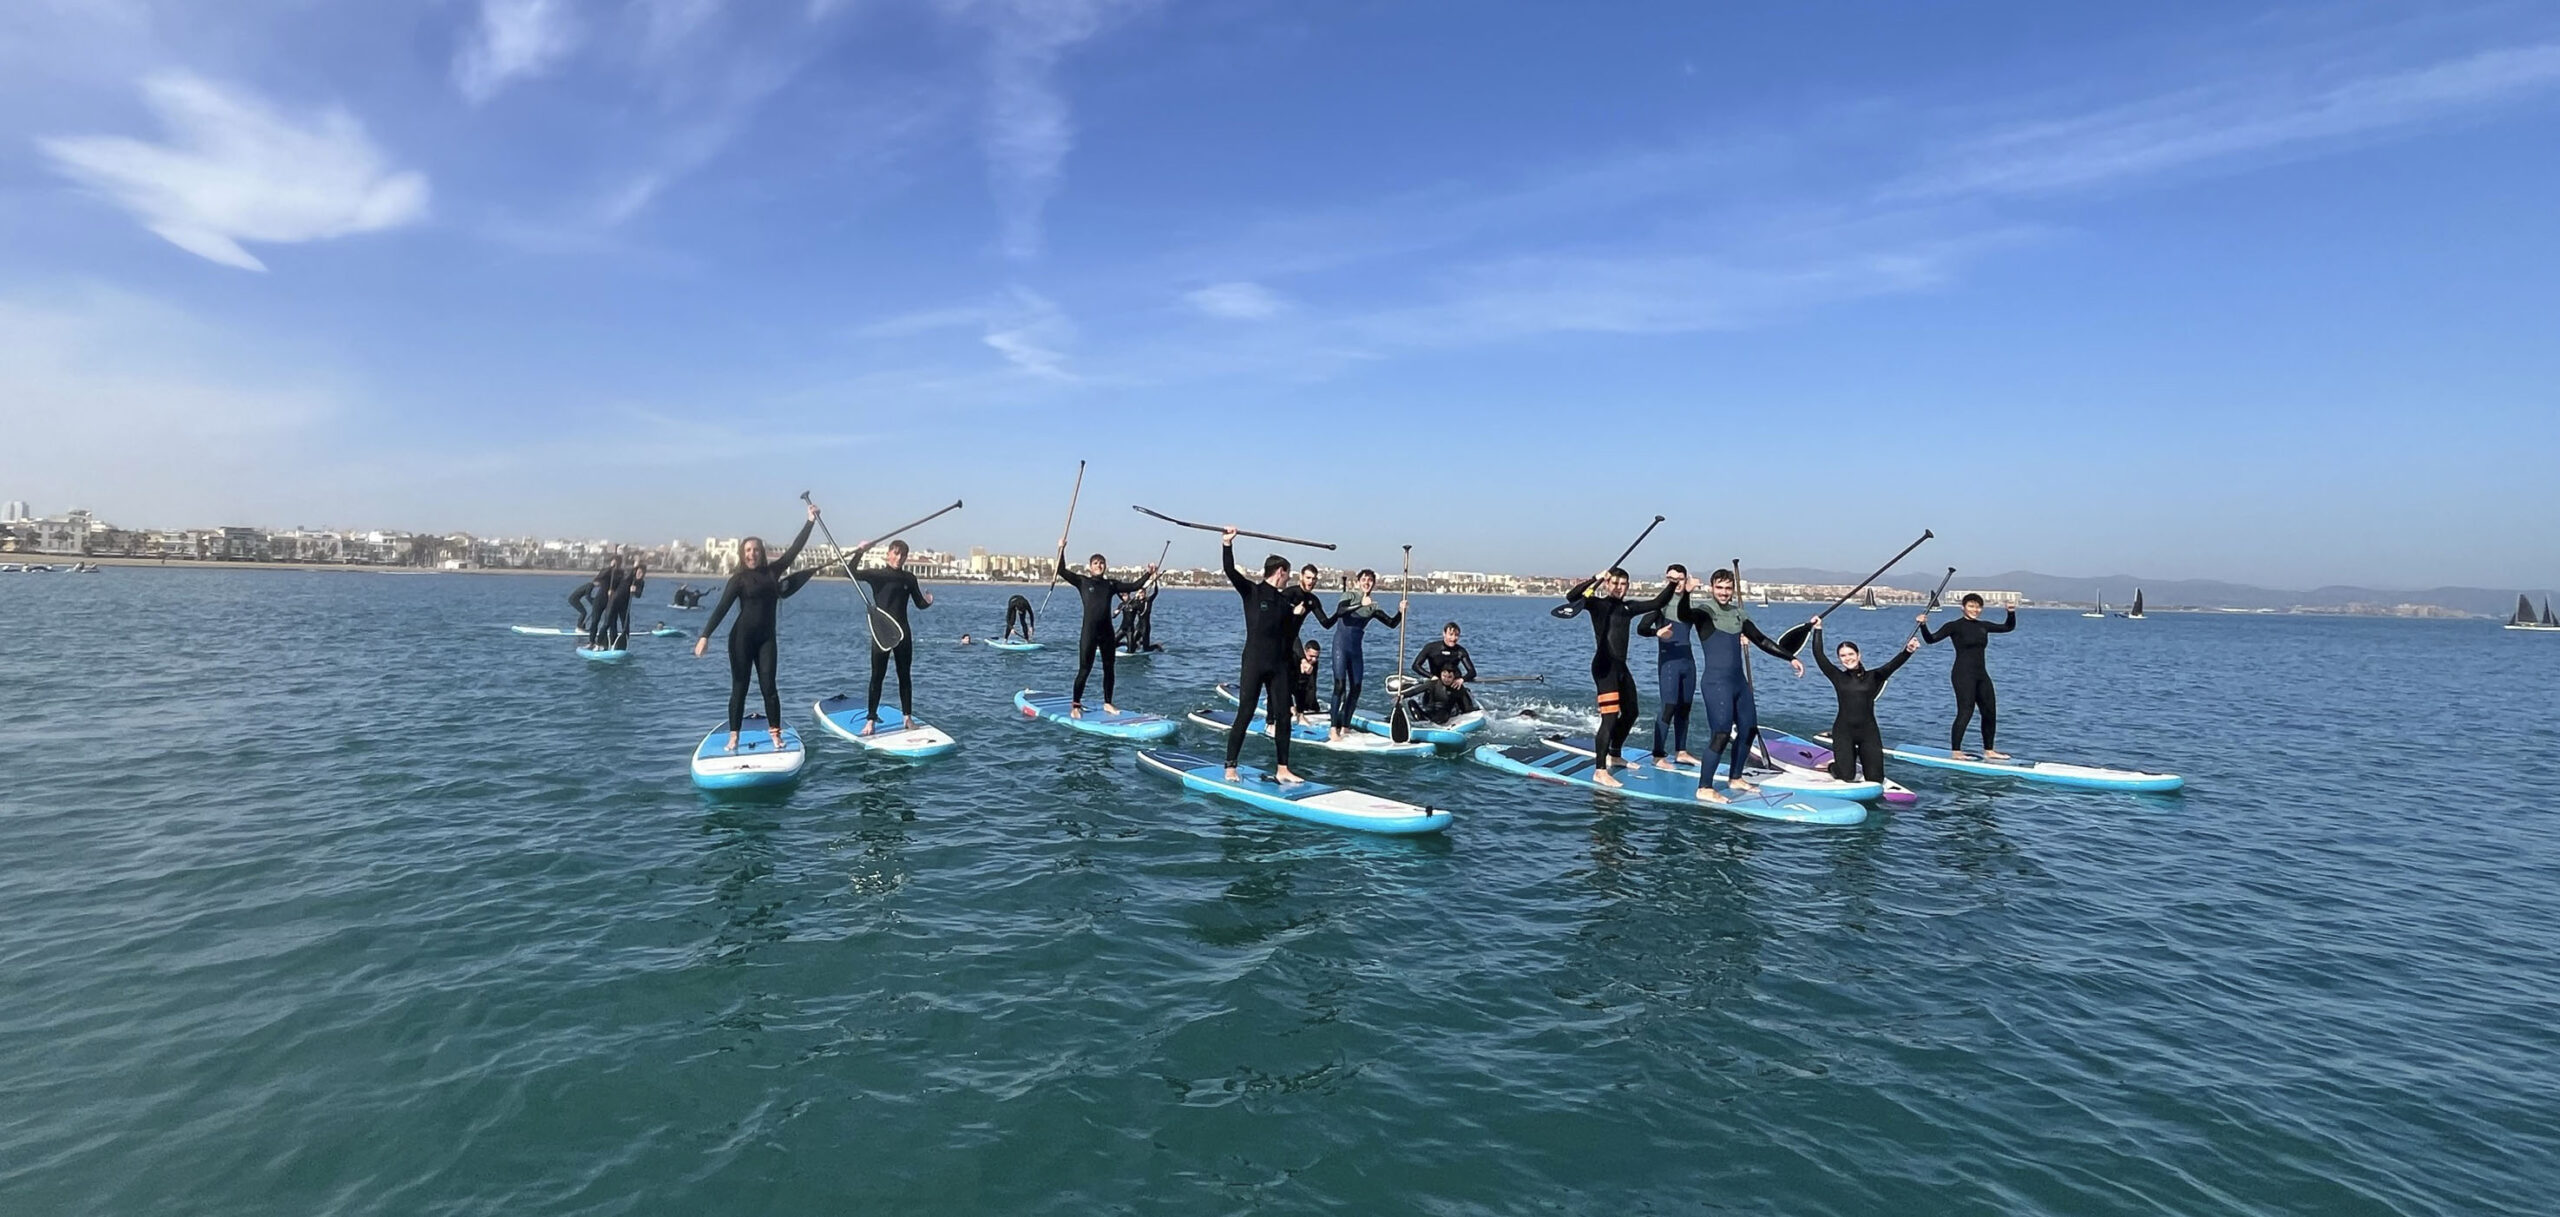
[1741,568,2546,619]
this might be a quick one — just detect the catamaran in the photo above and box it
[2506,594,2560,632]
[2123,589,2146,619]
[1859,587,1879,611]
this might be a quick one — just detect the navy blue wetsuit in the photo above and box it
[1676,591,1793,784]
[1635,603,1695,759]
[1329,592,1401,731]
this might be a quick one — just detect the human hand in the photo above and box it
[1789,658,1805,678]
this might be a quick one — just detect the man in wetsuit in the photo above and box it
[1116,580,1161,653]
[1057,543,1155,716]
[1413,622,1476,684]
[1556,568,1675,786]
[1810,619,1920,783]
[1407,666,1478,725]
[1288,640,1326,725]
[1221,528,1313,783]
[611,561,646,649]
[1674,568,1800,801]
[1636,564,1700,766]
[1328,569,1403,742]
[585,555,626,649]
[850,539,932,734]
[569,574,596,633]
[1919,593,2018,759]
[1004,593,1036,642]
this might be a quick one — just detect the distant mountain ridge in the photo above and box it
[1738,568,2546,618]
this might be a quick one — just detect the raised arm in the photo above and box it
[1552,577,1595,618]
[1224,542,1253,594]
[1872,646,1915,681]
[771,518,816,572]
[1987,607,2018,633]
[1810,625,1842,677]
[1918,617,1948,644]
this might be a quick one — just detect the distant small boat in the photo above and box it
[2507,594,2560,632]
[2082,588,2106,618]
[1859,588,1879,611]
[2122,589,2146,619]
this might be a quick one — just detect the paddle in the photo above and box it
[1119,538,1173,651]
[1131,506,1336,550]
[1389,544,1413,744]
[802,493,962,654]
[1906,566,1958,646]
[1039,460,1086,621]
[1551,516,1665,619]
[1733,557,1760,766]
[1773,529,1934,657]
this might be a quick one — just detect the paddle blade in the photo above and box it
[1775,621,1813,657]
[1389,699,1412,744]
[869,607,905,653]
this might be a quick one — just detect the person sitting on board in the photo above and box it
[692,503,823,754]
[1674,568,1800,802]
[1918,593,2017,759]
[1057,542,1155,718]
[1286,640,1327,729]
[1807,619,1919,786]
[849,539,932,735]
[1221,528,1312,784]
[1636,563,1702,767]
[1556,567,1676,787]
[1328,568,1404,742]
[1407,665,1478,726]
[1003,593,1036,642]
[1413,622,1476,685]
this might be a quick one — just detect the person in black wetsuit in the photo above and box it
[1637,565,1700,766]
[569,576,596,633]
[1675,568,1802,800]
[1057,543,1156,716]
[1221,528,1314,782]
[1290,640,1326,722]
[849,539,933,733]
[1811,619,1919,782]
[1291,564,1338,651]
[1328,569,1403,742]
[1004,593,1036,642]
[692,504,821,752]
[1918,593,2018,759]
[1407,665,1478,725]
[583,556,623,647]
[1115,581,1161,653]
[610,561,647,649]
[1413,623,1476,684]
[1556,567,1675,786]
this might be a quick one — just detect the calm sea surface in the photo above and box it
[3,569,2556,1215]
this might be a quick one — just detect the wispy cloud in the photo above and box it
[980,286,1077,379]
[0,285,338,449]
[939,0,1152,259]
[455,0,582,104]
[1183,281,1287,320]
[38,73,429,271]
[1896,41,2560,200]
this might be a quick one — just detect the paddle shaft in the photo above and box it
[1040,461,1086,616]
[1907,566,1958,644]
[1604,515,1666,574]
[1808,530,1934,621]
[1132,505,1335,550]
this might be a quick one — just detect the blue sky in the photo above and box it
[3,0,2555,587]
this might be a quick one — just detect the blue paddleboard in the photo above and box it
[690,715,807,790]
[1013,690,1179,740]
[1137,749,1451,835]
[1541,734,1884,802]
[814,697,958,758]
[1880,745,2184,792]
[986,638,1043,652]
[1184,708,1435,756]
[577,646,629,662]
[1470,742,1867,825]
[512,625,583,636]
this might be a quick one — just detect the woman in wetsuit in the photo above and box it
[1555,568,1675,787]
[1808,619,1918,784]
[1674,568,1802,799]
[692,504,820,752]
[1918,593,2017,759]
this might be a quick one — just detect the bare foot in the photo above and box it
[1069,702,1085,718]
[1729,778,1759,794]
[1983,749,2010,760]
[1593,769,1624,789]
[1274,766,1304,784]
[1103,703,1121,716]
[1949,750,1973,761]
[767,729,785,751]
[860,718,877,737]
[723,732,740,754]
[1674,752,1701,766]
[1224,767,1241,782]
[1695,786,1730,804]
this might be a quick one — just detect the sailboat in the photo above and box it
[2081,588,2107,618]
[1859,588,1879,611]
[2509,594,2560,632]
[2123,589,2146,619]
[1759,586,1771,607]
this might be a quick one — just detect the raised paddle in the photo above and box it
[801,494,961,653]
[1131,506,1336,550]
[1389,543,1413,743]
[1774,529,1934,657]
[1906,566,1959,646]
[1039,461,1086,620]
[1552,516,1666,619]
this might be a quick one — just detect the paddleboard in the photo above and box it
[512,625,584,635]
[1114,646,1163,659]
[690,715,807,790]
[1758,729,1917,805]
[1880,744,2185,792]
[577,646,630,662]
[1541,734,1884,802]
[1013,690,1179,740]
[987,638,1044,652]
[1184,708,1435,757]
[1469,742,1867,825]
[1214,682,1482,746]
[1137,749,1451,835]
[649,627,690,638]
[814,697,958,758]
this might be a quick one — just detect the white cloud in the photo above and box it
[38,73,429,271]
[980,286,1076,379]
[939,0,1151,259]
[454,0,581,104]
[1183,281,1287,320]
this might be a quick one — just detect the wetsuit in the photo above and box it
[700,521,816,734]
[569,580,595,632]
[1557,578,1675,768]
[1058,555,1146,708]
[1222,543,1311,770]
[1329,592,1402,731]
[1116,584,1160,652]
[854,563,929,722]
[612,570,645,649]
[1635,602,1695,760]
[1290,655,1325,718]
[1410,679,1477,725]
[587,564,627,648]
[1812,624,1913,782]
[1413,640,1476,682]
[1675,591,1792,784]
[1004,594,1035,641]
[1920,608,2017,752]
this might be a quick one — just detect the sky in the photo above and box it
[2,0,2555,588]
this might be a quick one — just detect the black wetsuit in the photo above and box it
[1413,640,1476,682]
[587,564,628,648]
[855,563,928,721]
[700,521,817,734]
[1290,655,1325,718]
[1058,555,1146,707]
[1410,679,1477,725]
[1558,579,1674,767]
[1116,584,1160,652]
[1223,544,1312,770]
[1004,594,1035,641]
[1813,624,1913,782]
[612,570,645,649]
[1328,593,1401,731]
[569,580,595,632]
[1920,608,2017,751]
